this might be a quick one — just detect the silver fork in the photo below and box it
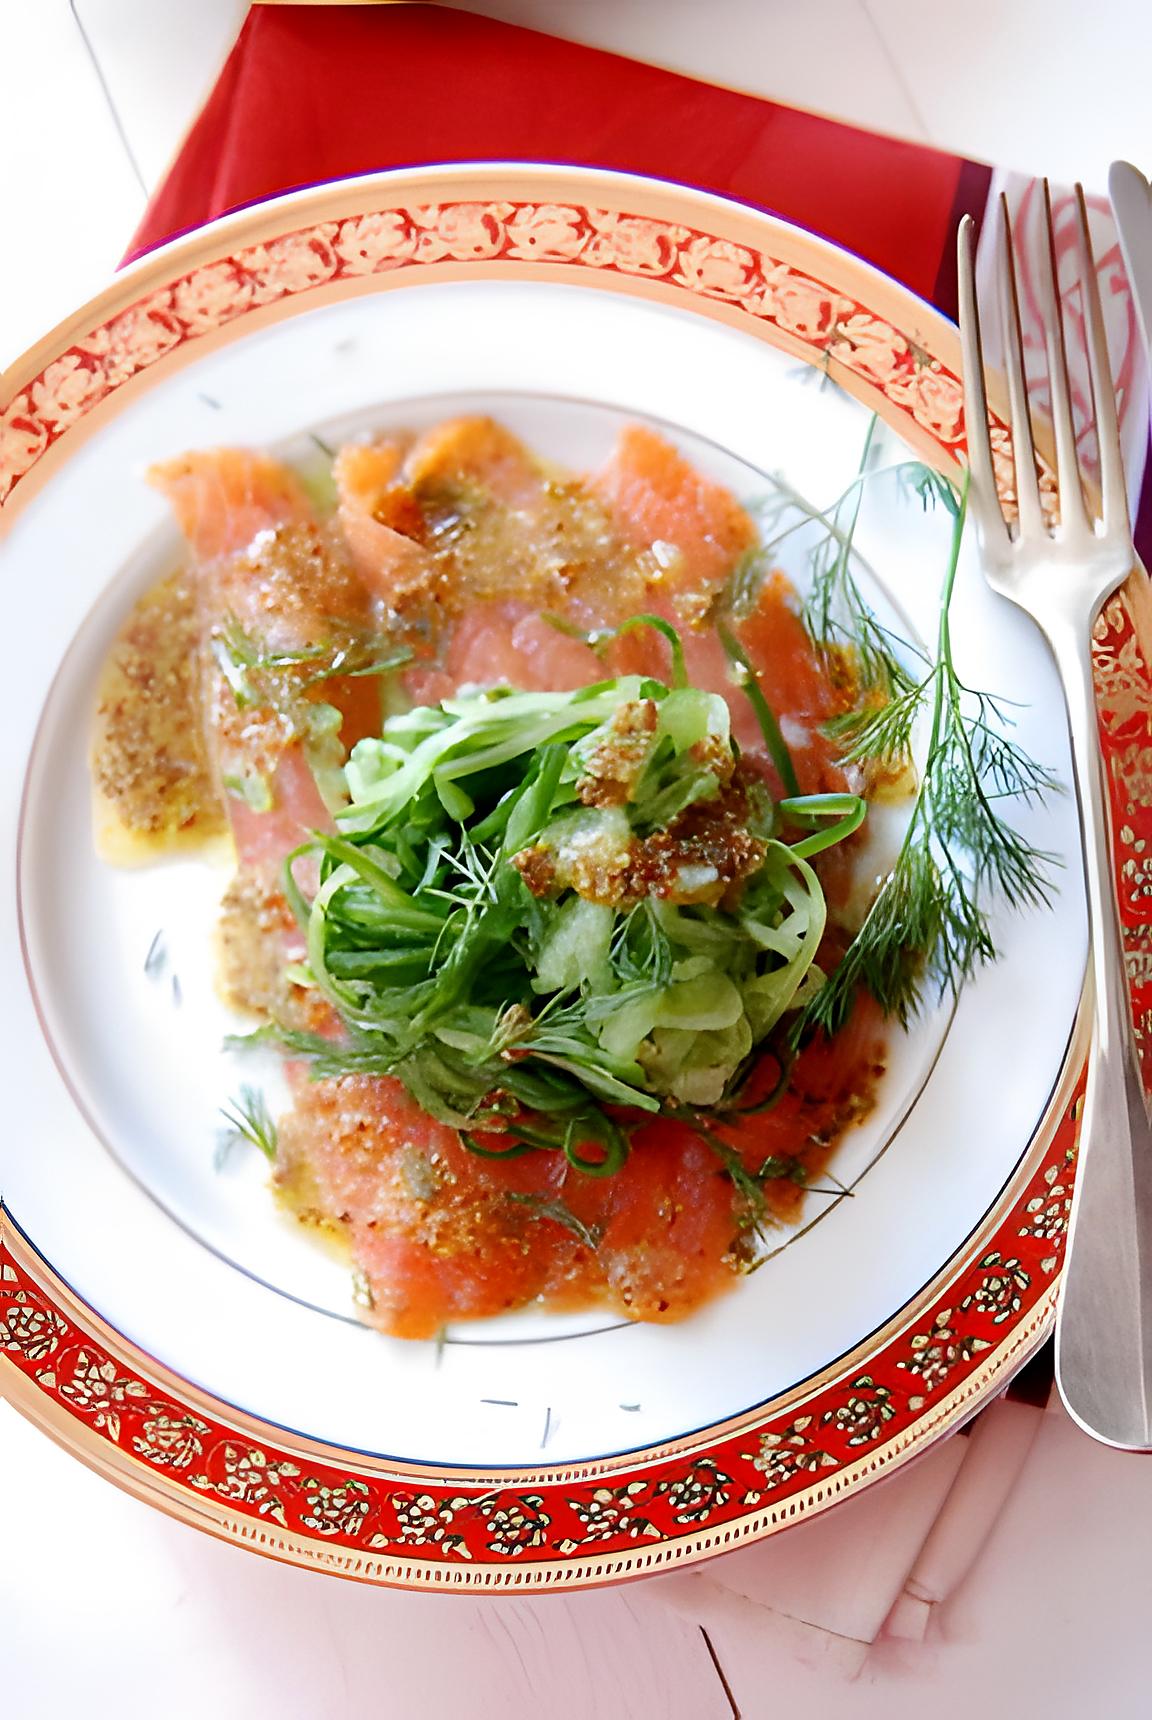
[958,186,1152,1450]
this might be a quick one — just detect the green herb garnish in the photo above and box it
[213,618,410,710]
[217,1085,278,1167]
[507,1193,604,1250]
[238,620,860,1174]
[688,1122,808,1240]
[798,419,923,704]
[798,471,1059,1031]
[724,421,1055,1034]
[211,619,412,817]
[716,620,799,797]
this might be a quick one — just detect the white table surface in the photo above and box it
[5,5,1152,1714]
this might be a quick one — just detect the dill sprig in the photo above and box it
[730,426,929,706]
[800,422,922,703]
[801,475,1059,1033]
[716,620,800,797]
[689,1122,807,1239]
[732,420,1057,1033]
[507,1193,603,1250]
[213,617,409,710]
[217,1085,278,1167]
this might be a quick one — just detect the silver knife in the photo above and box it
[1109,161,1152,361]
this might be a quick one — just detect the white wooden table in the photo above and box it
[5,6,1152,1714]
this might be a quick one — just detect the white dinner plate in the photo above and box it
[0,164,1109,1588]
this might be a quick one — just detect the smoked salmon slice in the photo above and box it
[589,422,758,600]
[331,439,434,612]
[148,448,312,562]
[403,414,548,510]
[404,600,606,706]
[276,1074,575,1338]
[150,449,384,1027]
[150,447,382,866]
[332,417,549,610]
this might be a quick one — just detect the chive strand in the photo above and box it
[717,622,800,797]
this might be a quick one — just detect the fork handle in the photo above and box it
[1047,617,1152,1449]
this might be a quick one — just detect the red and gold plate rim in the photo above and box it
[1,162,1146,1588]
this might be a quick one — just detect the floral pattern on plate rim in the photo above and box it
[2,200,972,502]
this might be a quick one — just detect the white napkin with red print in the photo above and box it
[654,1377,1049,1681]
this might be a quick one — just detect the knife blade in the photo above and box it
[1109,160,1152,361]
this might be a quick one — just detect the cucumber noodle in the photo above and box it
[264,625,866,1175]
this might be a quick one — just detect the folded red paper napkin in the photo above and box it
[126,1,991,318]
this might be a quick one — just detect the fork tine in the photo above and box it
[997,195,1045,538]
[1073,183,1131,537]
[956,214,1010,548]
[1038,179,1092,538]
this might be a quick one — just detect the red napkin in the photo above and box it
[127,3,991,319]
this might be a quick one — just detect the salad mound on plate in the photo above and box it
[90,413,1052,1338]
